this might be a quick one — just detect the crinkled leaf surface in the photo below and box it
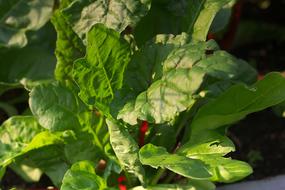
[115,40,217,124]
[62,0,151,40]
[51,0,85,82]
[191,72,285,133]
[139,144,211,180]
[122,33,190,94]
[106,119,145,184]
[0,116,43,167]
[134,0,231,45]
[110,33,191,123]
[0,116,69,186]
[0,0,54,47]
[73,24,131,113]
[115,40,255,125]
[0,114,105,186]
[61,161,107,190]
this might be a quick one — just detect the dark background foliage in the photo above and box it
[0,0,284,188]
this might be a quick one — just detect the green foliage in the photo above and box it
[61,161,107,190]
[0,0,55,48]
[139,144,211,180]
[190,73,285,133]
[61,0,151,40]
[134,0,233,45]
[107,119,145,185]
[51,7,85,82]
[0,0,284,189]
[73,24,131,113]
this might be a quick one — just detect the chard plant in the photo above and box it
[1,0,285,189]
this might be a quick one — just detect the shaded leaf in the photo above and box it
[116,40,255,125]
[111,33,191,123]
[29,82,81,132]
[61,160,107,190]
[191,72,285,133]
[131,181,215,190]
[209,1,236,33]
[190,0,232,41]
[0,46,56,85]
[0,0,54,47]
[62,0,151,40]
[10,160,42,182]
[148,124,176,151]
[134,0,231,45]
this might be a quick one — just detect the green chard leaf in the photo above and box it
[209,0,236,33]
[61,0,151,41]
[114,39,255,125]
[61,161,107,190]
[147,123,176,151]
[0,22,57,87]
[139,144,211,180]
[135,0,231,45]
[196,156,252,183]
[0,116,43,167]
[191,72,285,133]
[178,73,285,183]
[0,0,55,48]
[110,33,190,123]
[51,0,85,82]
[190,0,233,41]
[29,81,110,163]
[178,131,252,183]
[106,119,146,185]
[0,46,56,86]
[131,180,215,190]
[73,24,131,113]
[29,82,81,132]
[0,116,70,186]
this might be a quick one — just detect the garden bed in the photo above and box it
[1,0,285,189]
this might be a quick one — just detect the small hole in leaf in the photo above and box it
[121,26,133,35]
[210,142,220,147]
[205,50,214,55]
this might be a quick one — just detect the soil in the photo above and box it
[1,169,55,190]
[228,109,285,180]
[228,0,285,181]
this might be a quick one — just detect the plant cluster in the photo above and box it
[1,0,285,189]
